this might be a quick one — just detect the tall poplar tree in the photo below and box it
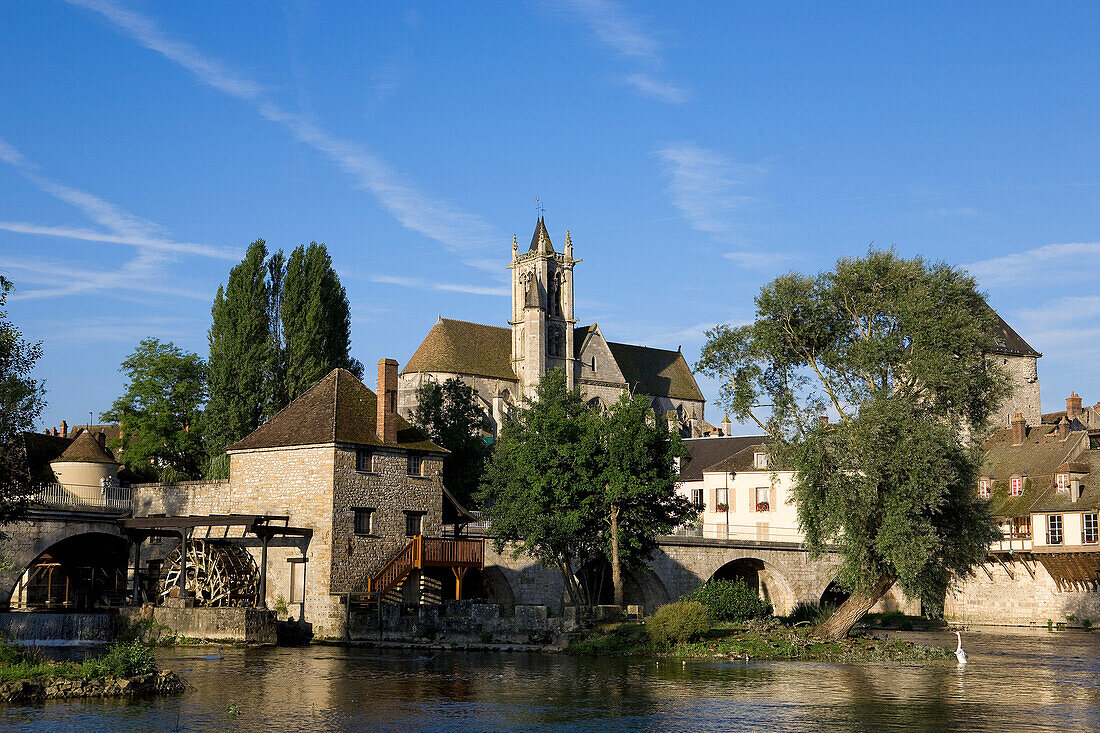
[280,242,363,402]
[205,240,272,455]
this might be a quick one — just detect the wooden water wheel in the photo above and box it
[158,540,259,607]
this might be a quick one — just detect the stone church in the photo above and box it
[398,217,707,436]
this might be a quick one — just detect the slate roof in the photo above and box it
[17,432,72,484]
[989,307,1041,358]
[402,318,517,381]
[229,368,443,452]
[979,423,1097,516]
[703,443,771,474]
[53,430,117,464]
[529,217,554,253]
[680,435,767,482]
[606,341,705,402]
[70,424,122,445]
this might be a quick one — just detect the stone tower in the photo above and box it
[509,217,579,397]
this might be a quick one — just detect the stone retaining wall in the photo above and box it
[120,605,277,644]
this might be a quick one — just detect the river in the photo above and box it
[1,628,1098,731]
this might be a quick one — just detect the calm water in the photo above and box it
[2,629,1099,732]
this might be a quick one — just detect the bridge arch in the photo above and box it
[0,522,128,608]
[699,552,798,615]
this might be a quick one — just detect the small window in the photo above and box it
[755,486,771,512]
[1011,516,1031,538]
[715,488,729,512]
[754,452,767,469]
[1010,476,1023,497]
[288,558,307,605]
[353,508,374,535]
[356,448,374,473]
[406,453,423,476]
[1084,513,1098,545]
[691,488,704,510]
[405,511,425,537]
[978,478,991,498]
[1056,474,1069,493]
[1047,514,1063,545]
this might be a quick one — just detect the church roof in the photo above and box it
[606,341,705,402]
[529,217,554,254]
[988,307,1041,358]
[401,318,517,381]
[52,429,117,464]
[229,368,442,452]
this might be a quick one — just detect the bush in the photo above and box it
[81,641,157,678]
[647,601,711,648]
[685,579,772,622]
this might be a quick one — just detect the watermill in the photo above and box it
[158,540,259,607]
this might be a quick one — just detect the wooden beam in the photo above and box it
[994,555,1015,580]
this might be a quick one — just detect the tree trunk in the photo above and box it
[610,505,623,606]
[813,573,896,641]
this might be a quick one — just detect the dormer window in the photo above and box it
[1056,473,1070,493]
[1010,475,1023,497]
[978,478,991,498]
[753,452,767,469]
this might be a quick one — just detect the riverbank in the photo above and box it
[566,619,955,662]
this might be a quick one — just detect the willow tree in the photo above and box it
[696,250,1006,640]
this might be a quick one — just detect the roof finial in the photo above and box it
[512,233,518,259]
[565,229,572,258]
[535,197,545,221]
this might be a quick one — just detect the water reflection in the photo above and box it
[2,629,1099,732]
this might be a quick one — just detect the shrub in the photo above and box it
[785,601,835,626]
[647,601,711,648]
[685,579,772,622]
[82,641,157,678]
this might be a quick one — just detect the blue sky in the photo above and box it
[3,1,1100,431]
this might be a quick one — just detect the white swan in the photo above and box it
[954,631,967,664]
[202,646,224,661]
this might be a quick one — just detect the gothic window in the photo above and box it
[548,324,565,357]
[551,271,566,316]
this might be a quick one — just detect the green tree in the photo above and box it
[205,239,273,457]
[0,277,45,527]
[280,242,363,402]
[600,393,691,605]
[411,378,489,508]
[102,338,208,479]
[477,369,605,607]
[696,250,1006,640]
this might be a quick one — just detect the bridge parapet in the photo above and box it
[28,483,131,514]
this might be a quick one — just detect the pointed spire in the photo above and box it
[512,233,518,260]
[529,217,554,254]
[565,229,573,258]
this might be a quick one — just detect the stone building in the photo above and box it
[989,309,1043,428]
[399,217,707,436]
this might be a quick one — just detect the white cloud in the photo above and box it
[625,73,691,104]
[551,0,688,103]
[655,142,760,242]
[370,274,508,297]
[723,251,798,270]
[67,0,501,271]
[965,241,1100,288]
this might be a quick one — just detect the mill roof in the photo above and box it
[402,318,517,381]
[52,430,117,464]
[229,368,443,452]
[679,435,768,482]
[606,341,705,402]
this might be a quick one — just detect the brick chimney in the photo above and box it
[1011,413,1027,445]
[1058,417,1070,441]
[95,431,107,448]
[59,420,68,438]
[377,358,399,444]
[1067,392,1083,421]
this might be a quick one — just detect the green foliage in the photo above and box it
[0,639,156,682]
[80,641,157,678]
[696,250,1006,634]
[205,239,275,455]
[102,338,208,479]
[785,601,836,626]
[281,242,362,402]
[412,378,489,508]
[204,452,230,480]
[566,622,651,656]
[685,579,772,622]
[0,277,45,529]
[646,601,711,648]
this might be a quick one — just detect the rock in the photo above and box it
[0,670,185,703]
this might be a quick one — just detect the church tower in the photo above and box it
[509,217,579,397]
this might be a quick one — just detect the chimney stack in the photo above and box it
[721,414,732,436]
[95,431,107,448]
[1058,417,1070,441]
[377,358,399,444]
[1067,392,1083,421]
[59,420,68,438]
[1011,413,1027,445]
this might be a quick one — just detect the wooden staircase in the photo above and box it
[367,536,485,599]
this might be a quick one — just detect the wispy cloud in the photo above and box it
[369,274,508,297]
[550,0,688,103]
[66,0,500,271]
[723,251,798,270]
[655,141,761,241]
[0,137,231,301]
[965,241,1100,288]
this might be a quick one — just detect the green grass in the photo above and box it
[0,640,158,683]
[566,619,953,663]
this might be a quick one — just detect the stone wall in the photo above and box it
[946,559,1100,626]
[994,354,1042,428]
[119,605,277,644]
[0,611,116,642]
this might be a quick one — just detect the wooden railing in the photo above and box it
[422,537,484,567]
[367,537,421,597]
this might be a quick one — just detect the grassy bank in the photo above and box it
[566,619,953,663]
[0,640,158,683]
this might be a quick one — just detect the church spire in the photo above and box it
[529,216,555,254]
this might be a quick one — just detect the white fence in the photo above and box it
[667,523,805,544]
[29,483,132,512]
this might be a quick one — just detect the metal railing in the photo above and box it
[29,483,132,512]
[666,523,806,543]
